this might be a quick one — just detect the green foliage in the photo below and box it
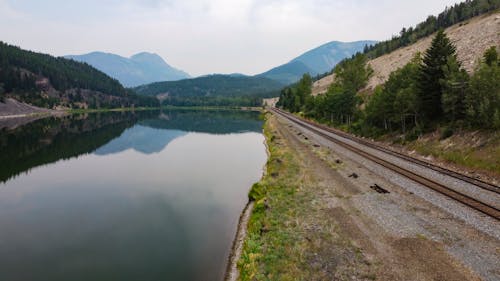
[248,182,266,201]
[440,56,469,122]
[324,54,372,126]
[0,112,139,183]
[133,74,283,107]
[279,54,371,128]
[334,53,373,93]
[134,74,282,98]
[0,41,126,96]
[365,54,421,133]
[363,0,500,59]
[160,95,262,107]
[417,30,457,121]
[440,126,455,139]
[280,24,498,136]
[0,41,158,108]
[277,74,313,113]
[363,45,498,133]
[466,47,500,129]
[483,46,499,66]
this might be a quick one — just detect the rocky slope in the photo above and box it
[312,12,500,95]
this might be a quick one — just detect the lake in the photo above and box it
[0,110,267,281]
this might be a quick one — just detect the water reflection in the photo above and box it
[0,110,263,182]
[0,109,266,281]
[95,126,187,155]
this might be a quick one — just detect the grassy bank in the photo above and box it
[296,112,500,178]
[237,113,374,280]
[405,131,500,175]
[238,112,304,280]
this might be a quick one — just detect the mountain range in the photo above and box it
[258,40,377,84]
[65,52,190,87]
[66,40,376,90]
[130,40,377,101]
[0,39,377,111]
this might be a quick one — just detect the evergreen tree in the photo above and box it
[334,53,372,93]
[365,54,420,132]
[417,30,457,121]
[483,46,499,66]
[466,47,500,129]
[440,55,469,122]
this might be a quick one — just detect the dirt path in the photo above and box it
[237,113,499,280]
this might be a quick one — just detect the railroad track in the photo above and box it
[270,107,500,221]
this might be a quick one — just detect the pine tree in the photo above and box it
[483,46,499,66]
[417,29,457,121]
[440,56,469,122]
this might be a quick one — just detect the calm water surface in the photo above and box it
[0,110,266,281]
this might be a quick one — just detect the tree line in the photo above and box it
[159,95,264,107]
[278,30,499,139]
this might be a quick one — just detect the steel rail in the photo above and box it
[271,108,500,221]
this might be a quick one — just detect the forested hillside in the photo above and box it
[134,74,283,107]
[0,42,158,109]
[313,1,500,95]
[279,0,500,138]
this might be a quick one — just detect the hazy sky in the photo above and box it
[0,0,463,76]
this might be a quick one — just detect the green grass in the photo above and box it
[409,139,500,175]
[238,113,307,280]
[238,113,377,280]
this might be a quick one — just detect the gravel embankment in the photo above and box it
[278,115,499,281]
[282,116,500,239]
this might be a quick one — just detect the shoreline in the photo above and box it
[224,201,255,281]
[225,111,271,281]
[233,111,497,280]
[0,105,262,119]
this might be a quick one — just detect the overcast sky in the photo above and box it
[0,0,463,76]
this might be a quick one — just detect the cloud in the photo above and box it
[0,0,464,76]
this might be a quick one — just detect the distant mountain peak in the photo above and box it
[130,52,163,61]
[65,52,190,87]
[259,40,377,85]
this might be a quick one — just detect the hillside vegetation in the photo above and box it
[0,42,158,109]
[278,1,500,175]
[134,74,283,107]
[313,7,500,95]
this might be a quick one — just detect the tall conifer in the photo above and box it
[417,30,457,120]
